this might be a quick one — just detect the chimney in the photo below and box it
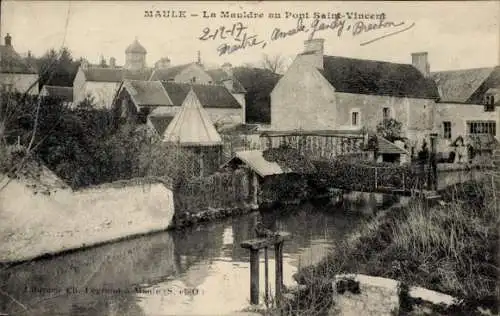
[412,52,430,77]
[301,38,324,69]
[221,62,233,76]
[109,57,116,68]
[304,38,324,55]
[5,33,12,46]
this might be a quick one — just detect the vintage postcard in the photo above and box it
[0,1,498,315]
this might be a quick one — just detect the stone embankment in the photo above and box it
[283,273,496,316]
[0,170,175,264]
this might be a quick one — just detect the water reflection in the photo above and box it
[1,191,402,316]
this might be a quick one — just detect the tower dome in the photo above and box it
[125,38,147,54]
[125,38,147,70]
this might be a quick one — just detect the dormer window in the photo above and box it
[382,107,391,120]
[484,94,495,112]
[351,109,361,126]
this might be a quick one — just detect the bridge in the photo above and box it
[220,130,493,205]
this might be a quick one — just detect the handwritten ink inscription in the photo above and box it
[198,22,266,56]
[198,16,416,55]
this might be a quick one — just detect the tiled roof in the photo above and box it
[224,147,316,177]
[226,150,291,177]
[83,67,152,82]
[148,115,174,135]
[375,136,409,155]
[162,88,222,146]
[206,68,246,93]
[318,55,439,99]
[41,85,73,102]
[149,63,193,81]
[431,67,497,103]
[0,45,37,74]
[124,80,172,106]
[161,82,242,109]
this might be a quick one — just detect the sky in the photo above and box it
[1,1,499,72]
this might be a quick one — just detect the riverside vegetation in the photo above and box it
[287,177,499,316]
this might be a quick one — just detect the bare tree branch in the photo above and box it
[261,53,285,74]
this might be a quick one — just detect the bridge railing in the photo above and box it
[313,159,425,193]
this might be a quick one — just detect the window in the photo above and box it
[484,94,495,112]
[191,76,197,83]
[1,84,13,92]
[443,121,451,139]
[351,111,360,126]
[467,121,496,135]
[382,107,391,120]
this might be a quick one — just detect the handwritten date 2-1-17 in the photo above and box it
[199,22,266,56]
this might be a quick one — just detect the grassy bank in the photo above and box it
[291,177,499,315]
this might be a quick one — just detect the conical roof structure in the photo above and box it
[162,88,222,146]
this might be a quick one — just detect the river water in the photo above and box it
[0,170,483,316]
[0,191,405,316]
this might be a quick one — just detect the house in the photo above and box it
[151,61,247,121]
[0,34,38,95]
[72,38,152,108]
[114,80,171,124]
[431,66,499,153]
[40,85,73,106]
[270,39,439,152]
[150,61,213,84]
[222,147,316,206]
[162,88,223,176]
[113,80,245,131]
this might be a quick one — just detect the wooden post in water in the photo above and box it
[249,249,260,305]
[241,232,291,306]
[264,247,269,307]
[275,241,284,307]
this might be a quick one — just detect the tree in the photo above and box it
[35,47,80,88]
[261,53,286,74]
[376,118,403,142]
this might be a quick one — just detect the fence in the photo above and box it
[314,159,425,193]
[221,131,366,163]
[174,169,251,213]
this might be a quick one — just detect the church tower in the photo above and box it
[125,38,147,70]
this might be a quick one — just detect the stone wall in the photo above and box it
[0,175,175,263]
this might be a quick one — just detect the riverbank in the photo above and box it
[290,177,499,315]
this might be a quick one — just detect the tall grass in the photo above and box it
[290,177,498,315]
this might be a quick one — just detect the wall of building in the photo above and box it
[335,92,434,140]
[151,105,242,127]
[0,73,39,95]
[231,93,246,123]
[271,60,337,131]
[85,81,121,108]
[434,102,499,151]
[207,107,243,127]
[174,64,214,84]
[72,67,86,105]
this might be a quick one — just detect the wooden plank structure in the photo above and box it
[241,232,291,306]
